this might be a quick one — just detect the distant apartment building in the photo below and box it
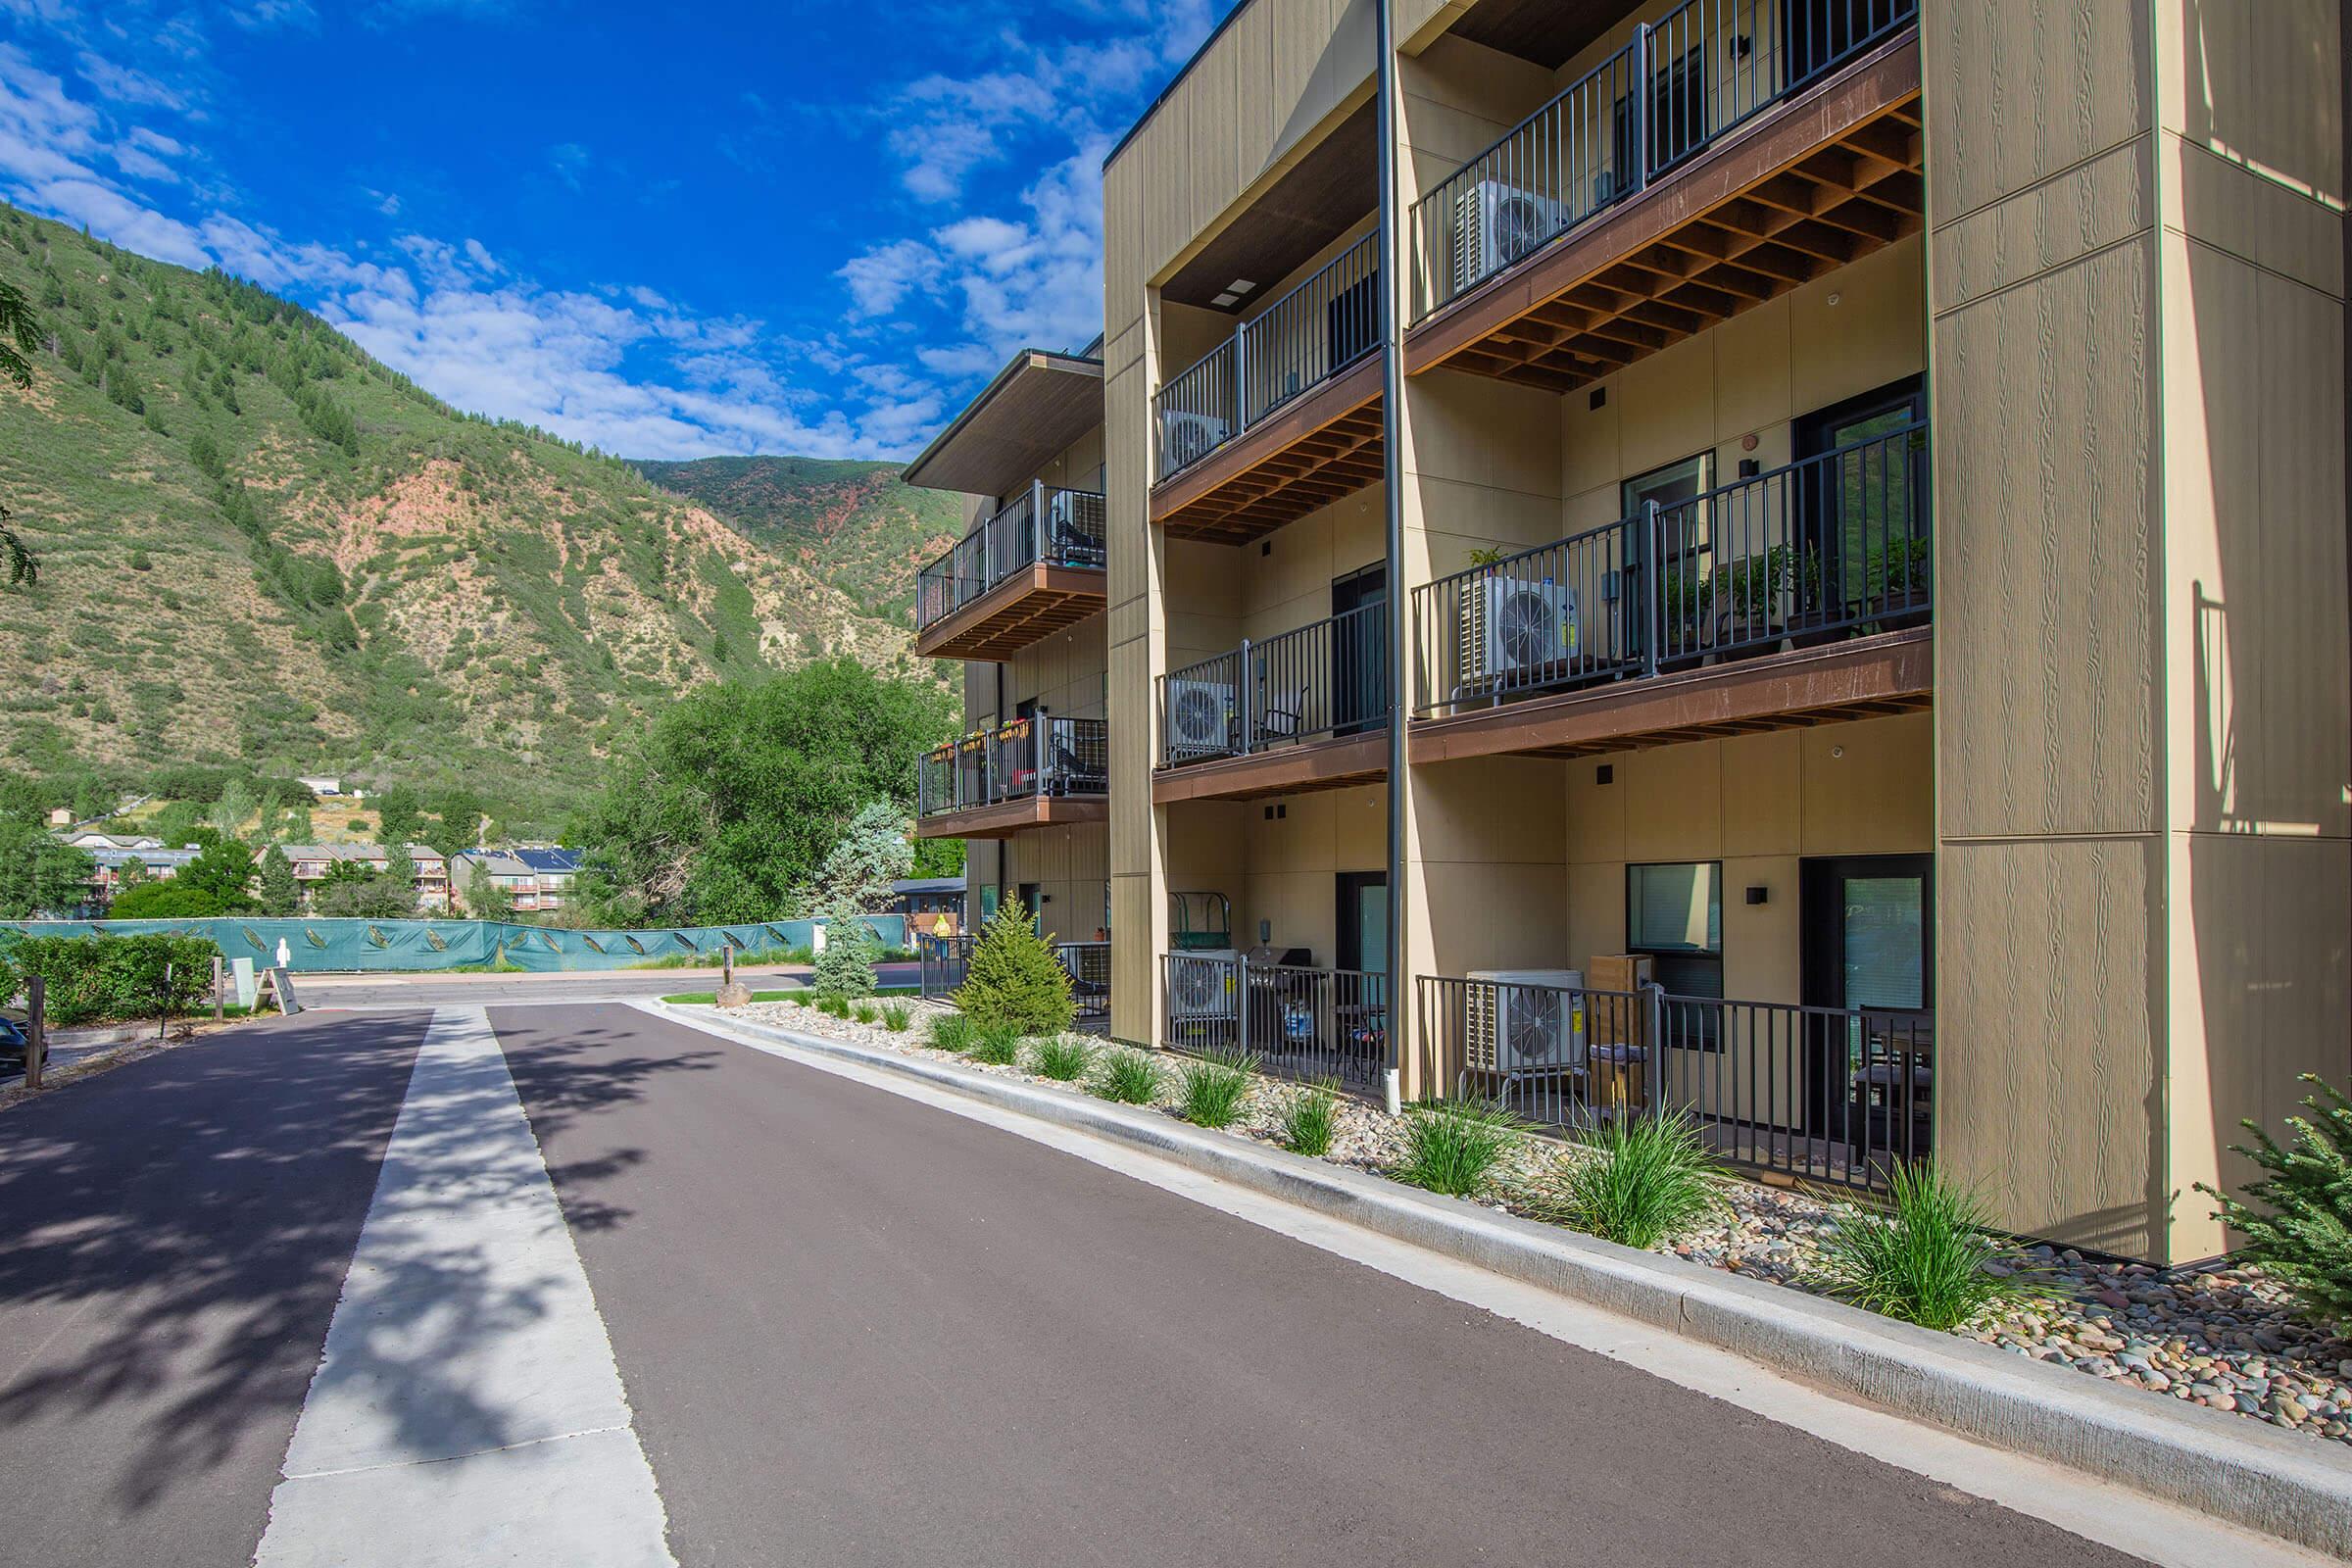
[452,847,582,914]
[82,839,202,907]
[904,0,2352,1266]
[281,844,451,910]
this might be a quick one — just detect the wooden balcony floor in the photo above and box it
[915,794,1109,840]
[1152,728,1389,804]
[914,563,1106,662]
[1151,355,1384,546]
[1408,627,1931,765]
[1405,30,1924,393]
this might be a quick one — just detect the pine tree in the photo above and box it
[258,845,299,915]
[954,903,1075,1037]
[809,893,877,1001]
[2200,1075,2352,1329]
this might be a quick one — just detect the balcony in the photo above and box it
[1152,230,1385,544]
[1409,421,1931,764]
[915,716,1109,839]
[914,486,1107,662]
[1153,604,1390,803]
[1161,953,1389,1091]
[1415,973,1932,1193]
[1407,0,1921,390]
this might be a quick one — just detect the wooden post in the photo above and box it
[161,961,173,1042]
[24,974,43,1091]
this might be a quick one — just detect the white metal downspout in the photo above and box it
[1376,0,1407,1118]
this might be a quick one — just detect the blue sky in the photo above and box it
[0,0,1222,459]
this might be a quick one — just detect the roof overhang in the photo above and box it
[902,349,1102,498]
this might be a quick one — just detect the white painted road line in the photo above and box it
[251,1007,673,1568]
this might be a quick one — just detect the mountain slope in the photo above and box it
[628,455,961,621]
[0,203,936,821]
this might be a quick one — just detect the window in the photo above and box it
[1626,861,1723,999]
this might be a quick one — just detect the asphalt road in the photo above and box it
[295,960,919,1009]
[0,1003,2165,1566]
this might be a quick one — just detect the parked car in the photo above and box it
[0,1013,26,1076]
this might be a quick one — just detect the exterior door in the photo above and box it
[1620,453,1712,662]
[1793,376,1928,630]
[1336,871,1390,1072]
[1330,564,1387,737]
[1799,855,1932,1139]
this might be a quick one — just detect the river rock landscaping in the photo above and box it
[725,995,2352,1448]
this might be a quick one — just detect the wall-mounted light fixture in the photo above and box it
[1744,885,1769,906]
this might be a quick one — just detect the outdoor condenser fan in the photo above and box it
[1174,963,1222,1012]
[1172,687,1225,747]
[1495,585,1562,667]
[1493,192,1549,266]
[1501,986,1564,1070]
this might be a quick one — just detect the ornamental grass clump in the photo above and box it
[852,1003,878,1025]
[1090,1048,1164,1105]
[1178,1049,1257,1129]
[968,1021,1023,1066]
[1811,1162,2036,1331]
[1277,1079,1341,1156]
[1395,1100,1523,1199]
[881,1004,910,1033]
[1532,1112,1726,1250]
[926,1012,975,1054]
[2199,1074,2352,1331]
[953,904,1075,1037]
[1031,1036,1094,1082]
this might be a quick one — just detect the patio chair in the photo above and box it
[1254,683,1310,748]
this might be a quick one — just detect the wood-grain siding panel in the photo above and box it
[1926,0,2150,222]
[1932,138,2152,313]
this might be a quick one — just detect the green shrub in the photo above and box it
[1812,1162,2036,1331]
[817,994,850,1018]
[852,1003,878,1025]
[968,1022,1023,1065]
[2,932,220,1026]
[1031,1036,1093,1082]
[1395,1100,1522,1199]
[926,1012,975,1054]
[1277,1080,1341,1156]
[1178,1049,1256,1129]
[881,1004,910,1033]
[2199,1075,2352,1330]
[808,902,877,1002]
[953,904,1074,1036]
[1090,1048,1164,1104]
[1531,1113,1726,1250]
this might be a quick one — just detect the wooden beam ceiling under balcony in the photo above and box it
[1408,628,1931,766]
[1405,33,1924,393]
[1151,730,1389,805]
[1151,356,1384,545]
[913,564,1106,662]
[913,796,1109,842]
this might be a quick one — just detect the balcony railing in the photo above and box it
[1412,419,1928,717]
[916,716,1109,818]
[1162,953,1388,1089]
[1413,0,1920,318]
[1415,975,1932,1193]
[1153,230,1381,483]
[1159,603,1390,766]
[915,484,1107,633]
[922,933,1109,1019]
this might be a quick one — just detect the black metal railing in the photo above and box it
[1415,975,1933,1192]
[1161,953,1388,1089]
[1413,0,1919,318]
[1158,603,1390,766]
[1412,420,1929,717]
[916,716,1109,818]
[914,484,1107,633]
[1152,230,1381,483]
[922,933,1111,1019]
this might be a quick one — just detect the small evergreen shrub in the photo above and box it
[1090,1048,1164,1104]
[1178,1049,1256,1129]
[1277,1080,1341,1156]
[927,1012,975,1054]
[881,1004,910,1033]
[952,904,1074,1037]
[1811,1162,2036,1331]
[2199,1075,2352,1330]
[1531,1113,1725,1250]
[968,1022,1023,1065]
[1031,1036,1093,1081]
[808,902,878,1002]
[1395,1100,1522,1199]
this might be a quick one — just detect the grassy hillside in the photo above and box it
[629,455,961,621]
[0,203,940,824]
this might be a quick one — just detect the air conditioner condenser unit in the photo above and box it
[1451,179,1573,293]
[1465,968,1586,1080]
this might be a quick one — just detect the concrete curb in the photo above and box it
[651,1003,2352,1558]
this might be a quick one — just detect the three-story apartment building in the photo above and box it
[908,0,2350,1266]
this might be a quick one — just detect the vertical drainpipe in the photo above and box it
[1375,0,1407,1116]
